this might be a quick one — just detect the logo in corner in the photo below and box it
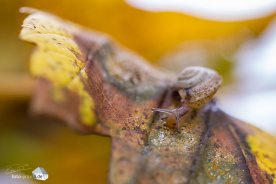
[32,167,48,181]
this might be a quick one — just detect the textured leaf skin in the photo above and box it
[20,8,276,184]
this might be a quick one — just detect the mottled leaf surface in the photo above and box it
[20,8,276,184]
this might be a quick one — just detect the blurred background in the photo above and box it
[0,0,275,183]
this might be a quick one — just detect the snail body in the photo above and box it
[153,66,222,130]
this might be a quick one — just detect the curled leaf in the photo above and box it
[20,8,276,184]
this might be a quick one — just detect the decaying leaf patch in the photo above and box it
[20,8,276,184]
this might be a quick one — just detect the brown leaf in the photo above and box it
[20,8,276,184]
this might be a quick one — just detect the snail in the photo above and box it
[152,66,222,130]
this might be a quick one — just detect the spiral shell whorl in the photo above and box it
[175,66,222,108]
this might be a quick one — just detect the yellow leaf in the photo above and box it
[247,129,276,183]
[20,8,96,126]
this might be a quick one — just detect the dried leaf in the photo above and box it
[20,8,276,184]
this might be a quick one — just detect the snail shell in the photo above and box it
[174,66,222,108]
